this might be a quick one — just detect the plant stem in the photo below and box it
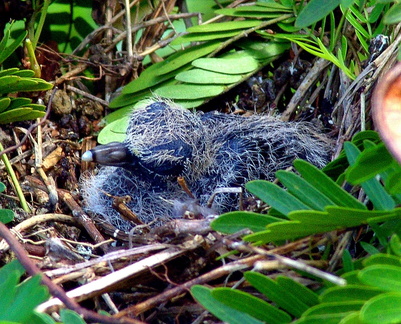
[0,143,31,213]
[25,38,41,78]
[32,0,51,50]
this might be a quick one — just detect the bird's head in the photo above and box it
[82,99,204,180]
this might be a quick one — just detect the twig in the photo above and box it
[66,85,110,107]
[36,246,192,314]
[281,58,330,121]
[226,239,346,286]
[0,221,142,324]
[57,189,110,254]
[44,243,169,278]
[124,0,133,59]
[104,12,200,54]
[115,235,327,317]
[0,213,77,253]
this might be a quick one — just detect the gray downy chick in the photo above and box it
[81,99,331,231]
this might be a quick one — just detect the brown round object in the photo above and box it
[373,62,401,164]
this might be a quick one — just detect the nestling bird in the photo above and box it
[81,98,331,231]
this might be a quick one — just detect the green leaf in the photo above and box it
[301,301,365,317]
[7,97,32,111]
[297,207,399,229]
[245,272,310,317]
[342,249,354,272]
[344,142,395,210]
[60,309,86,324]
[192,54,259,74]
[0,271,19,317]
[156,41,220,76]
[0,76,53,95]
[175,69,242,84]
[390,235,401,257]
[346,143,394,184]
[211,211,282,234]
[295,0,341,28]
[383,2,401,24]
[191,286,264,324]
[0,108,46,124]
[297,313,354,323]
[294,160,366,210]
[212,287,291,324]
[320,285,383,303]
[0,209,14,224]
[215,8,284,18]
[109,90,152,109]
[120,61,180,94]
[97,116,129,144]
[360,292,401,323]
[11,70,35,77]
[172,30,244,45]
[5,275,49,322]
[154,84,225,99]
[0,98,11,113]
[246,180,310,216]
[276,170,335,210]
[385,167,401,195]
[276,276,319,307]
[358,265,401,291]
[0,182,5,193]
[187,20,263,33]
[0,68,19,77]
[0,27,27,65]
[238,39,291,60]
[362,253,401,268]
[243,220,323,243]
[169,98,206,109]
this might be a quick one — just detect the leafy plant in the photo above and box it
[0,23,53,124]
[192,250,401,323]
[0,181,14,223]
[192,131,401,323]
[0,259,86,323]
[0,259,50,323]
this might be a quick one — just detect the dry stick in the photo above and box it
[281,58,330,122]
[115,234,338,317]
[0,213,77,253]
[26,174,110,253]
[104,12,199,54]
[226,239,346,286]
[115,254,259,317]
[66,85,110,107]
[57,189,110,254]
[0,221,142,324]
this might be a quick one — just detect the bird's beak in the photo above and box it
[82,142,132,167]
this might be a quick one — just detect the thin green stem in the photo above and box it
[31,0,51,50]
[25,38,41,78]
[0,143,31,213]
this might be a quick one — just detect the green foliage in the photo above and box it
[0,182,14,224]
[0,23,53,124]
[0,260,50,323]
[102,0,395,142]
[193,248,401,324]
[196,132,401,323]
[0,23,27,66]
[0,259,86,323]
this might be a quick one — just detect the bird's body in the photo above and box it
[82,99,331,231]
